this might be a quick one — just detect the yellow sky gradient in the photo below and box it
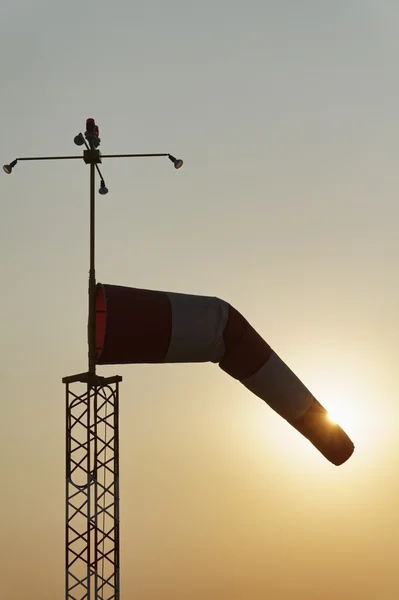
[1,1,399,598]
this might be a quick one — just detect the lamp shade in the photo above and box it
[95,283,354,466]
[3,159,18,174]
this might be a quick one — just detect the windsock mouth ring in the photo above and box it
[95,283,107,362]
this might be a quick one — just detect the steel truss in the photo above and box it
[64,372,122,600]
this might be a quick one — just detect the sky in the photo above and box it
[1,0,399,598]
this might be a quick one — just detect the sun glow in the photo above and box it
[307,367,375,444]
[239,354,383,467]
[326,405,355,432]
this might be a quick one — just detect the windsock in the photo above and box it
[96,284,354,466]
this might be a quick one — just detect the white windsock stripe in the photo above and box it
[241,351,314,421]
[165,293,229,363]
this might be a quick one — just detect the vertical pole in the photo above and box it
[88,162,96,376]
[88,161,96,597]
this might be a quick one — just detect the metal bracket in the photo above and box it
[83,149,102,164]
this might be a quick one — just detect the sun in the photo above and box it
[308,370,372,443]
[326,405,355,432]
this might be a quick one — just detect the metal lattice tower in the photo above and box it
[63,372,121,600]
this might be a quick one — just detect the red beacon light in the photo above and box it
[84,118,100,147]
[86,118,96,133]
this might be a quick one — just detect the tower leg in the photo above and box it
[64,372,121,600]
